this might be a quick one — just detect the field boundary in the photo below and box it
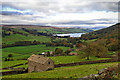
[54,58,118,68]
[1,62,28,70]
[2,69,28,75]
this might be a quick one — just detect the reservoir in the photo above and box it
[53,33,85,37]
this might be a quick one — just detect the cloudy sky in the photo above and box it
[1,0,119,28]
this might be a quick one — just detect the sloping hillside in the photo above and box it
[81,23,119,40]
[80,23,120,51]
[2,25,93,44]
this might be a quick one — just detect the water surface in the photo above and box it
[53,33,85,37]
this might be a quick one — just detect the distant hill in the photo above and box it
[81,23,119,40]
[90,26,107,30]
[2,25,93,34]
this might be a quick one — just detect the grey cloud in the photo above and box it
[2,11,23,15]
[1,1,118,15]
[1,1,118,27]
[52,19,116,25]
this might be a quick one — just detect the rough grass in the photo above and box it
[2,62,118,78]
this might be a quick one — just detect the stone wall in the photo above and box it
[55,59,118,68]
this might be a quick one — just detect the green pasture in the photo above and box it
[2,45,69,54]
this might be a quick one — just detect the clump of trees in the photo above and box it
[52,48,72,56]
[53,48,63,56]
[64,49,72,55]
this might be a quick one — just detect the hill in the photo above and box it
[81,23,119,40]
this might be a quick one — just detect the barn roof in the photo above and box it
[28,54,51,64]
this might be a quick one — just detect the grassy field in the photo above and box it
[2,45,69,54]
[2,45,70,60]
[49,56,110,64]
[2,62,118,78]
[2,34,51,44]
[2,55,111,69]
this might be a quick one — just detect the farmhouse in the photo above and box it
[28,54,54,73]
[69,52,77,55]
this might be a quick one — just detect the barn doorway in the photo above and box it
[48,62,50,64]
[34,66,37,72]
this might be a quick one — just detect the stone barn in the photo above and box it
[28,54,54,73]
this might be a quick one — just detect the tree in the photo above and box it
[94,44,108,58]
[47,51,51,56]
[93,40,108,57]
[54,48,63,55]
[8,54,12,57]
[5,58,8,61]
[33,40,37,45]
[65,49,72,55]
[78,43,95,60]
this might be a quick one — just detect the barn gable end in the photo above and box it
[28,54,54,73]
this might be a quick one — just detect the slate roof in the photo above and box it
[28,54,50,64]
